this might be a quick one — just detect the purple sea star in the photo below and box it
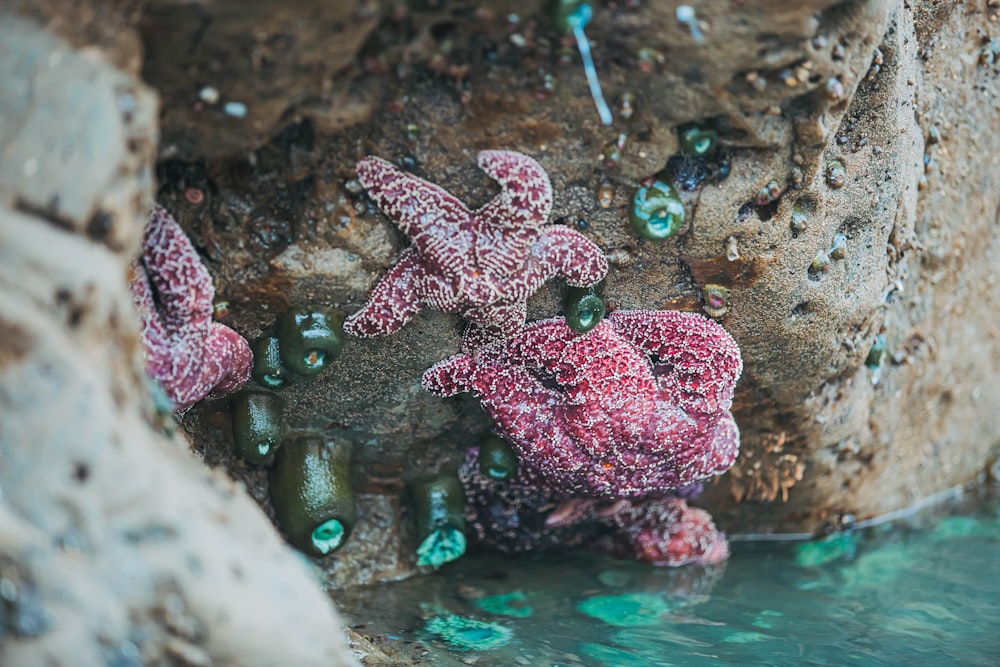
[344,151,608,337]
[598,496,730,566]
[129,206,252,411]
[423,310,742,498]
[458,447,728,567]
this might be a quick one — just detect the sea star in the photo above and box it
[344,150,608,337]
[599,496,730,567]
[129,206,252,411]
[423,310,742,498]
[458,447,728,566]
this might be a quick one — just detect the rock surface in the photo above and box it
[0,9,357,666]
[2,0,1000,656]
[171,0,1000,591]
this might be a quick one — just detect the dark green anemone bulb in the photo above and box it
[250,333,297,389]
[230,390,285,464]
[563,279,607,334]
[407,472,467,569]
[866,335,887,369]
[269,436,356,557]
[478,434,519,481]
[276,306,345,377]
[677,123,718,157]
[629,180,685,241]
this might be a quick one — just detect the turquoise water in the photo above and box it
[338,487,1000,666]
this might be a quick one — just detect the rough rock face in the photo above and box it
[3,0,999,622]
[0,10,357,667]
[163,0,1000,591]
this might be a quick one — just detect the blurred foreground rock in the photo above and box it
[0,10,357,667]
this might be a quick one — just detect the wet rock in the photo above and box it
[141,0,382,159]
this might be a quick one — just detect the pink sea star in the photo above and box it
[129,206,252,411]
[599,496,730,566]
[344,151,608,337]
[423,309,742,498]
[458,447,728,567]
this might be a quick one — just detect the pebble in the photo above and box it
[223,101,247,118]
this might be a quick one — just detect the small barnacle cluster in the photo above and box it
[809,232,848,278]
[728,432,805,503]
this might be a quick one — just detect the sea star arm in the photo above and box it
[130,208,252,411]
[422,352,476,397]
[355,157,472,275]
[424,356,586,483]
[128,261,167,350]
[607,310,742,414]
[474,151,553,229]
[344,247,426,337]
[606,497,730,567]
[141,206,214,339]
[511,227,608,300]
[205,324,253,397]
[491,317,578,378]
[461,301,527,339]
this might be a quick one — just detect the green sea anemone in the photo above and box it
[478,435,519,481]
[425,614,512,651]
[577,593,670,627]
[269,436,356,556]
[866,335,888,369]
[564,280,606,334]
[475,591,533,618]
[408,472,467,569]
[250,333,297,389]
[276,306,345,376]
[678,122,718,157]
[230,389,285,463]
[629,180,685,240]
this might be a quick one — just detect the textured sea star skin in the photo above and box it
[424,310,742,498]
[129,206,252,411]
[600,496,730,566]
[458,447,727,566]
[458,447,609,555]
[344,151,608,337]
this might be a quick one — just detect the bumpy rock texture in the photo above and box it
[164,0,1000,588]
[3,0,1000,662]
